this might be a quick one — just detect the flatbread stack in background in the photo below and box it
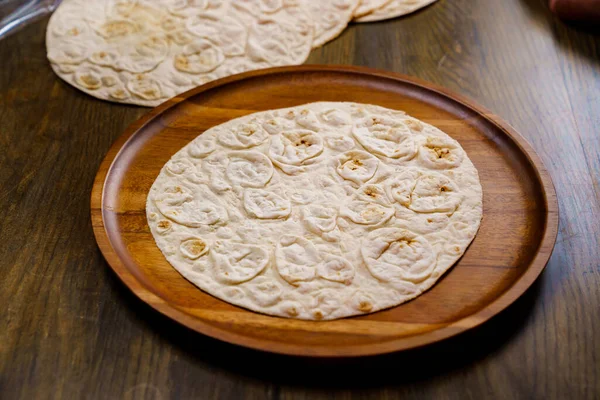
[46,0,311,106]
[46,0,439,106]
[146,102,483,320]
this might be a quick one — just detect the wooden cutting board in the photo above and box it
[91,65,558,357]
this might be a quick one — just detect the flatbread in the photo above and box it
[146,102,483,320]
[355,0,438,22]
[353,0,393,18]
[46,0,313,107]
[306,0,361,48]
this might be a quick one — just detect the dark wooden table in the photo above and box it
[1,0,598,399]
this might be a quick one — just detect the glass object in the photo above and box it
[0,0,62,40]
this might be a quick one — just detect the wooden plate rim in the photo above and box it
[91,65,559,357]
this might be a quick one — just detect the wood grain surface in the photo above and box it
[90,65,557,357]
[0,0,598,398]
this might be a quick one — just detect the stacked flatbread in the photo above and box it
[46,0,438,107]
[147,102,483,320]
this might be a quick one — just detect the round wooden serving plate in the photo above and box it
[91,65,558,357]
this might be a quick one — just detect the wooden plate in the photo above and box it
[91,65,558,357]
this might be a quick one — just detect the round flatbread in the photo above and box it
[147,102,483,320]
[353,0,393,18]
[306,0,361,48]
[46,0,313,107]
[355,0,438,22]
